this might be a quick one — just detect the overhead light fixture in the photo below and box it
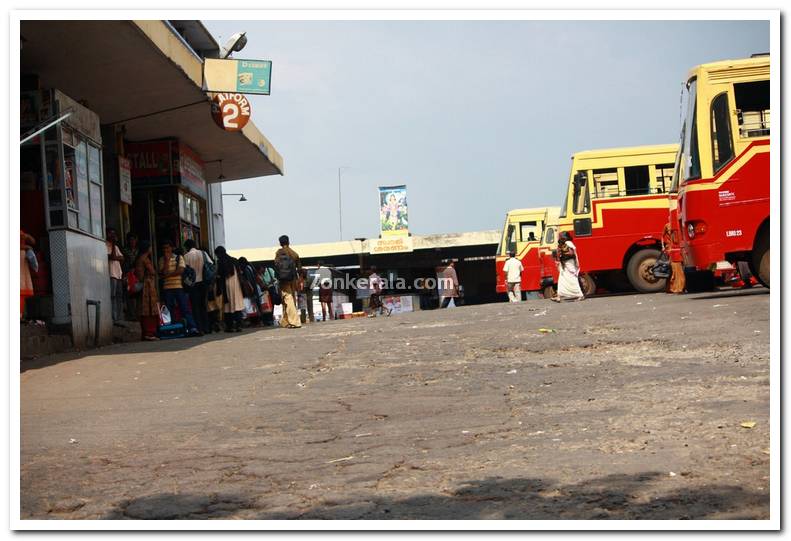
[222,193,247,202]
[221,32,248,59]
[218,160,226,181]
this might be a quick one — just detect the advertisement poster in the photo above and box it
[378,185,409,237]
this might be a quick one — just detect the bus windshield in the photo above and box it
[559,179,571,218]
[677,78,700,186]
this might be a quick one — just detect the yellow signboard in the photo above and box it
[369,236,414,254]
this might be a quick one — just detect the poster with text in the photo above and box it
[378,185,409,237]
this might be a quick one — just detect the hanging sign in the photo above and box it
[211,93,251,132]
[378,185,409,237]
[204,58,272,95]
[119,156,132,204]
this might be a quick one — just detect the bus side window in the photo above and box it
[505,224,516,255]
[655,163,674,194]
[711,92,734,172]
[520,221,540,242]
[573,172,590,215]
[624,166,650,196]
[544,227,555,245]
[593,168,619,198]
[734,80,769,138]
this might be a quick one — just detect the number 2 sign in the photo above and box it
[211,93,251,132]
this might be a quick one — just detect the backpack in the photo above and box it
[202,251,217,284]
[276,251,297,281]
[180,256,196,289]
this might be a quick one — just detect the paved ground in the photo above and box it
[20,288,771,520]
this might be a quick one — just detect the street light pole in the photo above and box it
[337,166,349,241]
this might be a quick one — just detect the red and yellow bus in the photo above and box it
[496,207,560,297]
[556,144,679,294]
[672,55,770,287]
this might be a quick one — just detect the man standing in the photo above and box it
[275,235,302,329]
[503,251,524,303]
[159,240,200,336]
[183,239,213,335]
[440,260,460,308]
[367,266,387,317]
[316,261,334,321]
[106,228,125,326]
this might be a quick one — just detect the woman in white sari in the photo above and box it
[553,232,585,302]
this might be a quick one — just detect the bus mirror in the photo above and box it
[574,171,588,187]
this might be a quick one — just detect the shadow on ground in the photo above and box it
[102,472,768,520]
[688,287,768,301]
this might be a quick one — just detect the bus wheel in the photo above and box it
[752,230,769,288]
[541,284,556,299]
[579,273,596,297]
[626,248,666,293]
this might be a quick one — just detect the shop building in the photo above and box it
[20,20,284,350]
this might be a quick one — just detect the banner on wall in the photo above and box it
[378,185,409,237]
[119,157,132,205]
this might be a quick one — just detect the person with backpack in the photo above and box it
[214,246,245,333]
[274,235,302,329]
[158,240,200,336]
[183,239,215,335]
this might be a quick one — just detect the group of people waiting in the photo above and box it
[106,229,304,341]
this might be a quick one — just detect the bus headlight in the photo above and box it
[687,223,696,239]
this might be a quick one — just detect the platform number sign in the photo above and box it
[211,93,251,132]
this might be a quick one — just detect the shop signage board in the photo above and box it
[204,58,272,95]
[369,236,414,255]
[119,156,132,205]
[177,143,207,199]
[378,185,409,238]
[126,140,207,199]
[211,93,251,132]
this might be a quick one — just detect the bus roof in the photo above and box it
[506,206,560,218]
[687,55,769,82]
[571,143,679,161]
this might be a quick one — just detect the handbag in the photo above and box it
[202,251,217,284]
[243,297,259,317]
[651,252,672,279]
[25,248,38,273]
[126,270,143,294]
[182,255,197,289]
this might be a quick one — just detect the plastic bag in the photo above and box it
[159,305,172,326]
[25,248,38,273]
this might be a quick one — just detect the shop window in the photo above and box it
[710,93,734,172]
[654,163,674,194]
[520,221,540,242]
[734,80,769,138]
[593,168,619,198]
[624,166,650,196]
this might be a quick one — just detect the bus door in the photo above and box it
[517,218,543,290]
[570,170,593,238]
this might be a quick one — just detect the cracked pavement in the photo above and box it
[20,288,770,520]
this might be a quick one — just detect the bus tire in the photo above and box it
[541,284,556,299]
[752,229,769,288]
[579,273,596,297]
[626,248,666,293]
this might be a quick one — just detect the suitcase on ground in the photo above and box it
[158,322,186,339]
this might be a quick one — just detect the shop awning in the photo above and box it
[20,20,283,182]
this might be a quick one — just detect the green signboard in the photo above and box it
[204,58,272,96]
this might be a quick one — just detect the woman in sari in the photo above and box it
[553,231,585,302]
[134,241,160,340]
[662,222,686,294]
[214,246,244,332]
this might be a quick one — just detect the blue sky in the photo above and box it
[204,20,769,249]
